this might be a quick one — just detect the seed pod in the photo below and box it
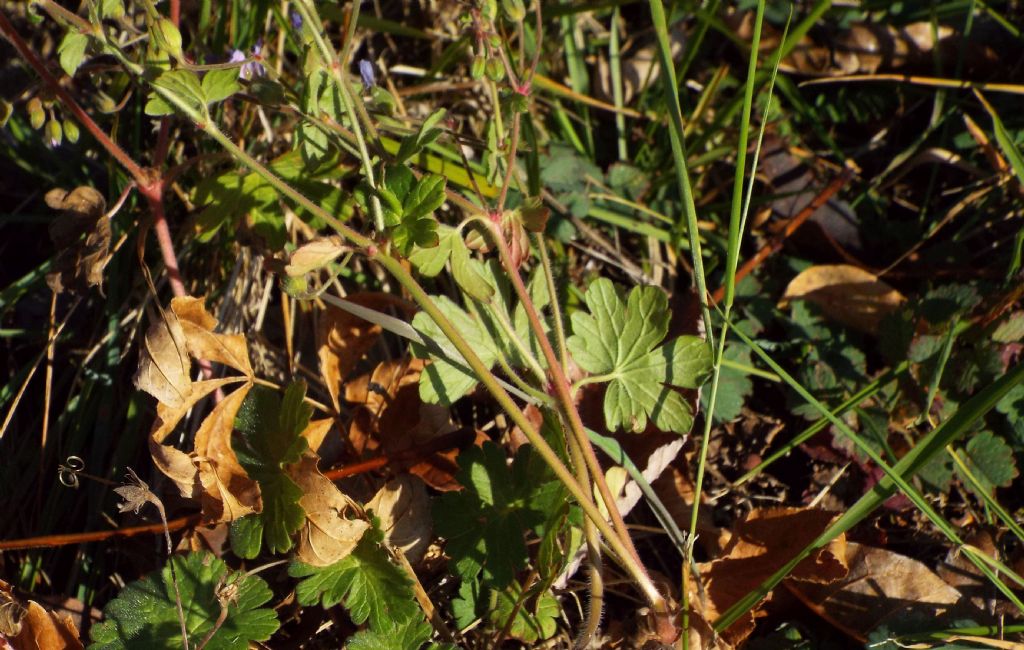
[470,55,486,80]
[485,57,504,82]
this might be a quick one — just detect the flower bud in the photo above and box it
[155,18,183,61]
[28,97,45,129]
[63,118,80,144]
[45,118,63,148]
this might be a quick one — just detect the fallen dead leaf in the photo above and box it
[346,358,472,491]
[193,384,261,522]
[365,475,432,564]
[697,507,848,647]
[319,293,412,411]
[140,298,258,523]
[134,309,192,409]
[10,601,82,650]
[44,186,110,295]
[289,453,371,566]
[788,542,969,643]
[780,264,906,333]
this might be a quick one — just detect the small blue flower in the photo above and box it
[359,59,375,89]
[290,10,303,30]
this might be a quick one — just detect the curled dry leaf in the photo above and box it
[140,298,259,523]
[788,542,968,642]
[10,601,82,650]
[192,384,260,522]
[134,309,192,409]
[696,507,848,647]
[44,186,110,295]
[285,237,347,277]
[780,264,905,334]
[288,453,370,566]
[318,293,413,412]
[365,475,432,564]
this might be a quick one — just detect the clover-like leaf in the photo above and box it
[434,443,562,588]
[567,278,711,433]
[89,551,279,649]
[288,527,419,630]
[232,382,311,554]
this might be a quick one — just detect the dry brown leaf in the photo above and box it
[289,453,370,566]
[10,601,82,650]
[44,186,110,295]
[172,297,253,378]
[318,293,403,411]
[193,384,261,522]
[697,507,848,646]
[788,542,968,642]
[780,264,905,333]
[138,298,259,522]
[301,418,334,455]
[0,592,25,636]
[365,475,432,564]
[346,358,470,491]
[285,238,347,277]
[134,310,192,409]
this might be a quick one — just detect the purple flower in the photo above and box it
[359,59,375,89]
[237,41,266,80]
[290,10,303,30]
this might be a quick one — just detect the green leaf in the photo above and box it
[58,31,89,77]
[289,528,419,629]
[959,431,1019,497]
[391,214,439,257]
[147,69,206,117]
[451,241,494,302]
[229,514,263,559]
[409,225,456,276]
[345,617,434,650]
[411,296,500,405]
[434,443,561,588]
[89,551,279,649]
[403,174,446,221]
[702,345,753,423]
[99,0,124,19]
[233,383,310,554]
[396,108,446,163]
[567,278,711,433]
[193,149,346,246]
[489,583,559,643]
[202,67,241,104]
